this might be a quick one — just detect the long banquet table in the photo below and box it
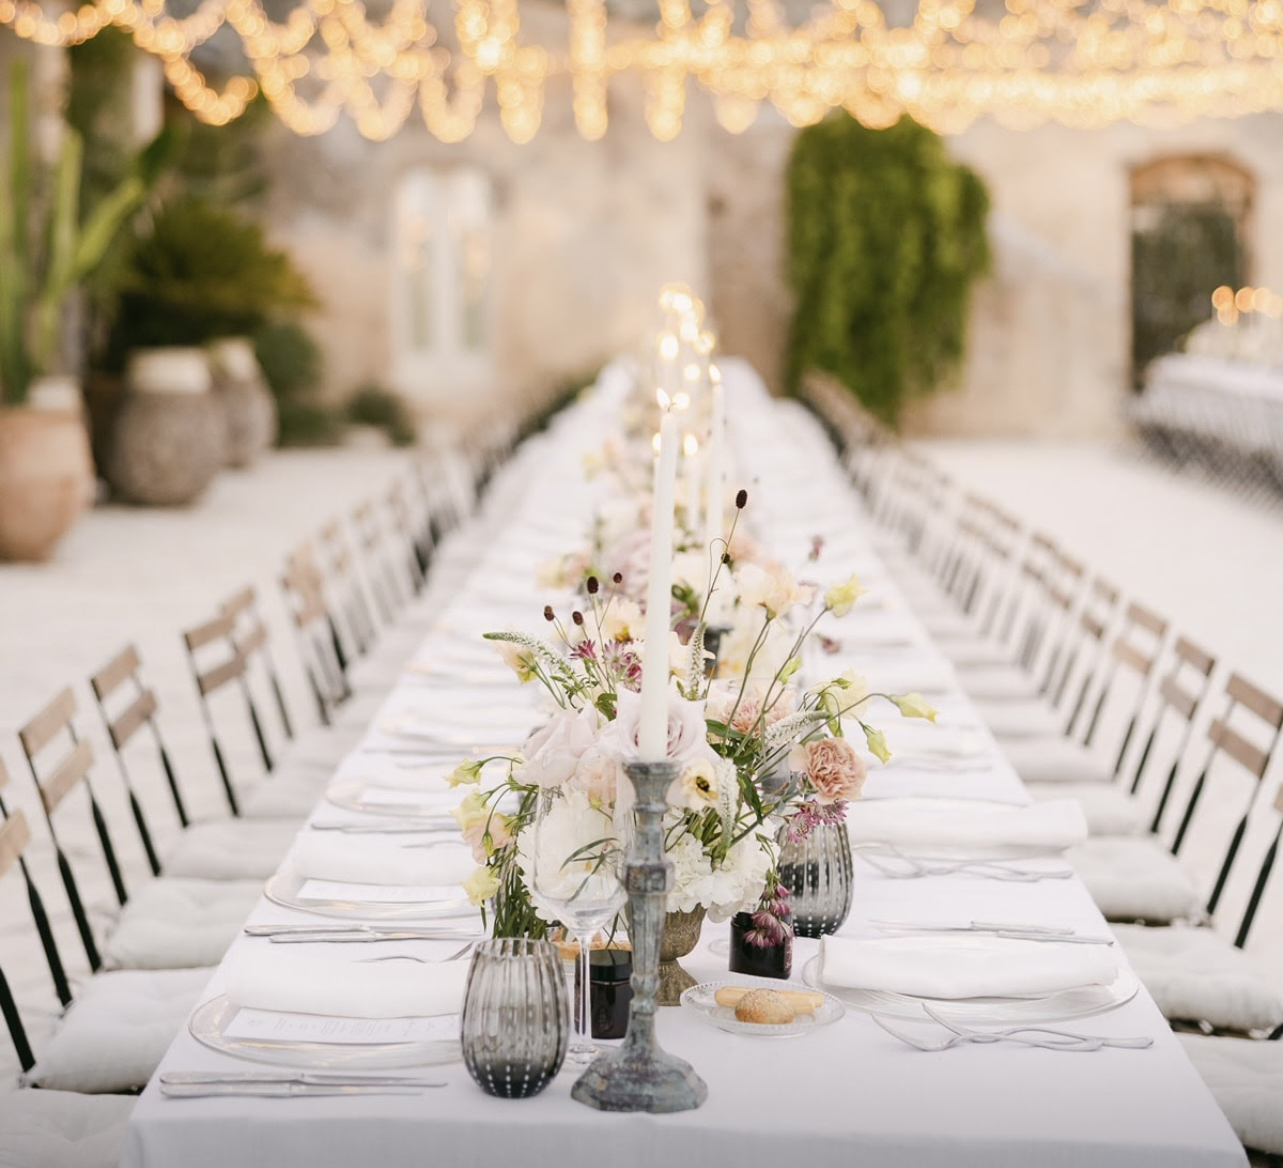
[121,360,1247,1168]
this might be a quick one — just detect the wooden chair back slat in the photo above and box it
[1160,675,1201,722]
[1127,601,1169,637]
[1207,718,1270,779]
[40,739,94,815]
[0,812,31,882]
[90,645,141,701]
[196,653,246,696]
[184,613,235,653]
[1175,635,1216,677]
[1275,786,1283,814]
[1226,673,1283,729]
[219,586,256,621]
[0,755,8,791]
[18,688,76,757]
[234,623,269,657]
[107,689,158,750]
[1113,640,1156,678]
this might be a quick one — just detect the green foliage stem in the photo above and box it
[784,113,992,428]
[0,58,152,404]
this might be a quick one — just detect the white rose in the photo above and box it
[516,706,600,788]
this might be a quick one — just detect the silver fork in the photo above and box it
[356,940,476,964]
[872,1007,1153,1052]
[856,846,1071,883]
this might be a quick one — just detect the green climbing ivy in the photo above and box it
[785,113,992,428]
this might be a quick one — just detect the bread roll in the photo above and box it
[733,989,796,1025]
[715,985,824,1015]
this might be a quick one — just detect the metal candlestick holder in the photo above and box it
[570,759,708,1113]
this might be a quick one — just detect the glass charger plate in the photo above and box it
[680,976,846,1037]
[264,866,480,922]
[801,956,1139,1024]
[324,780,461,820]
[189,996,461,1069]
[850,839,1071,864]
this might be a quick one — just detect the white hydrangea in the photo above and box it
[666,820,776,921]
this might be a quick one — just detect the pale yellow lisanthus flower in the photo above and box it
[824,573,869,617]
[862,724,892,764]
[736,562,814,621]
[451,791,490,833]
[495,640,539,683]
[891,692,939,723]
[445,759,484,788]
[463,867,501,906]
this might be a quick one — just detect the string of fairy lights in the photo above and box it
[3,0,1283,141]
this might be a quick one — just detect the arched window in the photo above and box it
[392,167,492,396]
[1130,156,1253,385]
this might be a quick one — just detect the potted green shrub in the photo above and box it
[103,196,318,497]
[0,59,149,559]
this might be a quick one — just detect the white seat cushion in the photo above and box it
[0,1091,136,1168]
[100,878,261,970]
[999,737,1114,785]
[1115,924,1283,1032]
[241,765,331,819]
[163,818,298,880]
[27,967,211,1094]
[1029,782,1146,835]
[957,663,1041,701]
[1070,837,1203,923]
[972,698,1066,740]
[1178,1033,1283,1155]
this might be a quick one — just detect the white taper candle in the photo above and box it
[639,405,679,760]
[704,380,725,557]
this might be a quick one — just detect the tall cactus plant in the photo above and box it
[0,58,149,404]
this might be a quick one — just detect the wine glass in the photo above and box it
[529,787,627,1064]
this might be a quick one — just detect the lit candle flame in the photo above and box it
[658,333,679,362]
[683,362,701,383]
[656,387,672,410]
[683,433,699,457]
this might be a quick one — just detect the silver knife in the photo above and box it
[269,931,474,944]
[309,822,457,834]
[245,924,479,938]
[161,1072,447,1087]
[160,1081,431,1098]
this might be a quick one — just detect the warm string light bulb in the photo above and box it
[6,0,1283,139]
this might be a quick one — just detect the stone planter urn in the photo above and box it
[104,348,225,507]
[0,376,95,562]
[207,337,277,468]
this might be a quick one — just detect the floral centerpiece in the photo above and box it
[449,491,937,946]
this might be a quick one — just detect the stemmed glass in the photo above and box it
[530,787,627,1064]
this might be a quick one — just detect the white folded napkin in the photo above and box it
[292,834,475,886]
[847,798,1088,852]
[332,768,460,794]
[226,949,469,1017]
[819,934,1117,999]
[882,721,987,760]
[860,658,958,696]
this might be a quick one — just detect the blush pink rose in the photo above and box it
[790,736,867,805]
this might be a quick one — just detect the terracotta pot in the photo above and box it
[104,348,224,507]
[0,401,94,561]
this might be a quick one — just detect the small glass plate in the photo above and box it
[263,866,480,922]
[325,780,460,820]
[189,996,462,1069]
[680,975,846,1037]
[801,956,1140,1024]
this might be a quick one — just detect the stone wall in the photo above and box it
[702,107,1283,438]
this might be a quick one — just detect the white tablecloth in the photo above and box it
[121,360,1246,1168]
